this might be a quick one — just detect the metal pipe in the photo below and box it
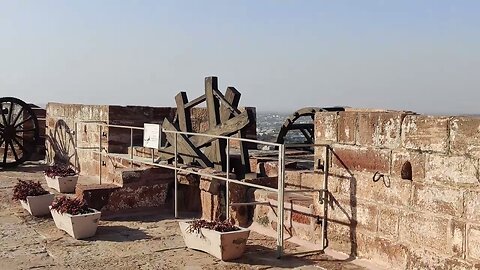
[174,133,178,219]
[86,150,279,192]
[99,125,102,184]
[226,139,230,221]
[74,122,78,169]
[230,202,270,206]
[321,146,329,250]
[162,129,281,147]
[276,144,285,258]
[284,189,328,193]
[130,128,134,168]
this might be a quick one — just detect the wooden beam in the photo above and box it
[162,119,213,167]
[158,110,251,160]
[205,76,225,170]
[184,94,206,109]
[213,89,241,115]
[175,92,192,132]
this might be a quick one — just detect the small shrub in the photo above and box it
[50,196,93,215]
[44,165,77,178]
[186,219,239,234]
[12,180,49,201]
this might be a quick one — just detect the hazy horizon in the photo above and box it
[1,1,479,115]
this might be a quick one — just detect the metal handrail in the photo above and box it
[74,120,330,258]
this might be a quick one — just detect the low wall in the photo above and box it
[314,109,480,269]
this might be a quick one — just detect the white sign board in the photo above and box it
[143,123,161,149]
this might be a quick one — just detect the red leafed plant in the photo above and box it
[44,165,77,178]
[12,180,49,201]
[50,196,94,215]
[186,219,239,233]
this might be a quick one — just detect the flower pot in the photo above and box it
[179,221,250,261]
[19,193,55,216]
[50,206,101,239]
[45,175,78,193]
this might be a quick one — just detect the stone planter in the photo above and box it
[179,221,250,261]
[45,175,78,193]
[19,193,55,216]
[50,206,101,239]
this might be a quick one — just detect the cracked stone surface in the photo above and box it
[0,163,370,270]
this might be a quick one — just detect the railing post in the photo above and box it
[276,144,285,258]
[226,138,230,221]
[99,125,102,184]
[130,128,134,167]
[74,122,78,169]
[322,145,329,250]
[174,132,178,218]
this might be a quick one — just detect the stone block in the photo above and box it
[356,234,408,269]
[465,191,480,222]
[399,213,449,253]
[378,207,400,239]
[200,190,223,221]
[425,154,480,186]
[401,115,449,153]
[412,183,464,217]
[314,112,338,143]
[338,172,413,207]
[450,116,480,158]
[407,248,474,270]
[357,112,377,146]
[391,150,426,181]
[331,145,391,174]
[300,171,324,190]
[337,112,357,145]
[467,224,480,261]
[449,219,466,257]
[323,196,378,232]
[374,112,405,149]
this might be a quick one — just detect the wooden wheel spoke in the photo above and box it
[0,103,7,125]
[3,142,8,164]
[7,102,13,125]
[11,107,24,127]
[12,137,26,153]
[8,141,19,161]
[14,116,33,129]
[16,128,36,133]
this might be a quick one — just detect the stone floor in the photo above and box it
[0,162,378,270]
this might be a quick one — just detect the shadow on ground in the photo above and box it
[90,225,152,242]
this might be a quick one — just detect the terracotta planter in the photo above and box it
[179,221,250,261]
[45,175,78,193]
[50,206,101,239]
[19,193,55,216]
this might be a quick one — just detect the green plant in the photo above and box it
[186,219,239,233]
[44,165,77,178]
[12,180,49,201]
[50,196,93,215]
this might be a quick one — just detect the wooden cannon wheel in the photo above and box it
[0,97,39,168]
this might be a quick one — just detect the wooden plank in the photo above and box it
[185,94,206,109]
[205,76,224,170]
[158,110,251,160]
[162,119,212,167]
[213,88,241,116]
[175,92,192,132]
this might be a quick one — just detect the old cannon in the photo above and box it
[0,97,40,168]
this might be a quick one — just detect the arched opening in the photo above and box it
[401,161,413,180]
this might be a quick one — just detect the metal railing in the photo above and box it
[74,120,330,258]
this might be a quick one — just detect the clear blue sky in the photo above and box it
[1,1,479,114]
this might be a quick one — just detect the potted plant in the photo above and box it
[179,219,250,261]
[12,180,54,216]
[49,196,101,239]
[44,165,78,193]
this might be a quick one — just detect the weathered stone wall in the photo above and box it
[46,103,109,176]
[313,109,480,269]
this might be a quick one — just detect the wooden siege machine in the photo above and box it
[157,77,253,178]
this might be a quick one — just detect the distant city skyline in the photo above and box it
[1,1,479,115]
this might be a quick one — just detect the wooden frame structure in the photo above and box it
[158,77,252,176]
